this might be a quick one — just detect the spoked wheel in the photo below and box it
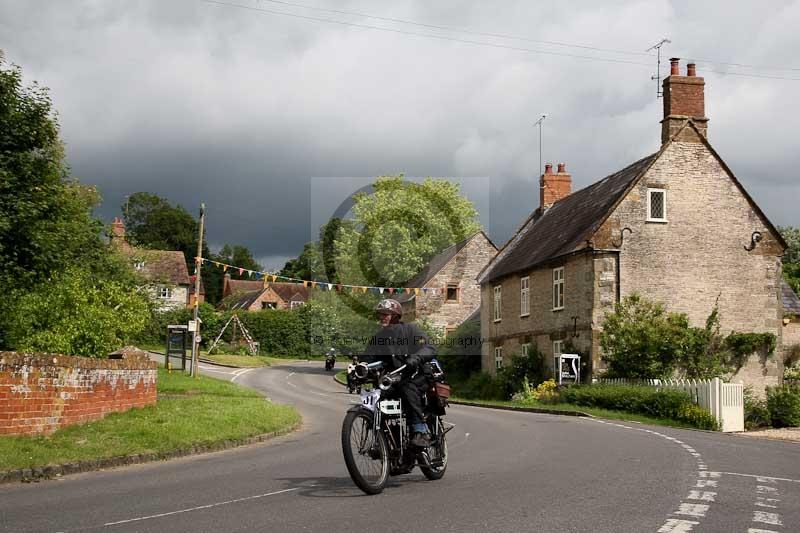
[341,409,389,494]
[420,417,448,480]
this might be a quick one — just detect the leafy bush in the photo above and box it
[6,267,150,357]
[239,310,309,357]
[452,372,507,401]
[766,386,800,428]
[511,378,559,404]
[600,294,688,379]
[559,384,718,429]
[437,320,482,382]
[744,387,771,430]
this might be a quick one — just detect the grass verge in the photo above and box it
[0,369,300,472]
[452,397,705,430]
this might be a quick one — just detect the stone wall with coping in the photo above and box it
[0,351,157,436]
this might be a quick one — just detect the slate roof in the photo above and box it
[480,153,659,283]
[782,279,800,316]
[396,232,490,303]
[130,249,191,285]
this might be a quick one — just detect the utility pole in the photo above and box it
[533,114,548,176]
[191,203,205,378]
[647,38,671,98]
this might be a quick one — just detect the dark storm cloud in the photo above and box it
[2,0,799,270]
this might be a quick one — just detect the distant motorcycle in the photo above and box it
[324,349,336,371]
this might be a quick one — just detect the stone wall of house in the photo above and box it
[148,285,189,311]
[481,253,595,376]
[595,137,784,391]
[415,233,496,331]
[782,318,800,371]
[0,351,157,436]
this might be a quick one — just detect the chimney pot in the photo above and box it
[557,163,566,173]
[670,57,680,75]
[544,163,553,174]
[687,62,696,77]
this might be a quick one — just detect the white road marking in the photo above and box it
[747,529,779,533]
[719,471,800,484]
[198,365,235,375]
[686,490,716,502]
[694,479,718,488]
[755,497,779,509]
[657,518,699,532]
[675,503,709,517]
[752,511,782,526]
[230,368,255,383]
[102,488,298,526]
[756,485,779,494]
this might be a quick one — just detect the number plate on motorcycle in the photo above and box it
[360,389,381,411]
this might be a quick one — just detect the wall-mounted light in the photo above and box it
[744,231,762,251]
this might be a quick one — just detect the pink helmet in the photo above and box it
[374,298,403,317]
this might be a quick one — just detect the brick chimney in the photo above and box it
[110,217,131,251]
[661,58,708,144]
[540,162,572,212]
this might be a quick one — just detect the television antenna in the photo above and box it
[647,38,671,98]
[533,114,548,176]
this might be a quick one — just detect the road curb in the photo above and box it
[0,421,301,485]
[449,400,591,418]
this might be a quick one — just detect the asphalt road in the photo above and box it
[1,361,799,532]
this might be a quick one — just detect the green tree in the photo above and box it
[333,176,482,286]
[123,192,200,264]
[7,266,151,357]
[0,52,131,348]
[600,293,688,379]
[780,226,800,294]
[280,241,324,281]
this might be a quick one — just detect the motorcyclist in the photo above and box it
[361,299,437,448]
[325,347,336,370]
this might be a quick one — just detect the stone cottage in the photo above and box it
[478,59,787,392]
[220,273,311,311]
[110,218,193,310]
[398,231,497,334]
[782,280,800,360]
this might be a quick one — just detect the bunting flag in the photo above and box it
[200,256,434,296]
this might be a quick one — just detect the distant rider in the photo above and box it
[361,299,437,448]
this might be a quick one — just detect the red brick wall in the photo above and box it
[0,352,157,436]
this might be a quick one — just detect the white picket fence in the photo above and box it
[594,377,744,432]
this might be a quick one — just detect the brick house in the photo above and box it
[397,231,497,335]
[220,273,311,311]
[478,59,787,392]
[110,218,193,310]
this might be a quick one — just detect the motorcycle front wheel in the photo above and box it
[341,409,389,494]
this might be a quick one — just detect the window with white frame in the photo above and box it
[134,261,145,271]
[159,286,172,299]
[290,300,305,309]
[647,188,667,222]
[553,340,564,356]
[552,267,564,310]
[493,285,502,321]
[494,347,503,369]
[521,343,531,357]
[520,276,530,316]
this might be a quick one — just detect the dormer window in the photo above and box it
[159,286,172,299]
[134,261,145,271]
[647,188,667,222]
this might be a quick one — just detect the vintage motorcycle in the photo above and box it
[341,361,451,495]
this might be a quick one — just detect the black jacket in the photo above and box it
[362,322,436,371]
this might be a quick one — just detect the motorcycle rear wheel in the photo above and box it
[341,409,389,494]
[420,418,448,480]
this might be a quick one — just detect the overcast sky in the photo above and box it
[2,0,798,269]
